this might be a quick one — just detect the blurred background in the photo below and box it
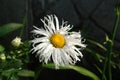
[0,0,120,80]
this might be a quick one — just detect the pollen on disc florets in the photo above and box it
[50,34,65,48]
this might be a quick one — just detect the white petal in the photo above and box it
[61,49,72,65]
[68,48,80,61]
[30,37,49,44]
[72,46,83,57]
[48,15,56,32]
[41,19,53,34]
[54,15,59,31]
[31,29,49,37]
[52,48,59,68]
[43,44,53,63]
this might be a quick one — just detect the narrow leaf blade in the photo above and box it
[17,69,35,77]
[0,23,23,37]
[43,63,100,80]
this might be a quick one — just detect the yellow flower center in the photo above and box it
[50,34,65,48]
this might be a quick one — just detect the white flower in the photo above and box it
[11,37,22,47]
[30,15,86,69]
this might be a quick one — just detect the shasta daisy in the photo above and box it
[30,15,86,69]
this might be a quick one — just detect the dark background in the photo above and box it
[0,0,120,80]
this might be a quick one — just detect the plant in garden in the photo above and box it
[0,23,33,80]
[31,15,100,80]
[84,5,120,80]
[0,4,119,80]
[0,16,100,80]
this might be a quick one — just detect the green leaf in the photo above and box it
[17,69,35,77]
[0,45,5,53]
[0,59,23,69]
[85,48,101,61]
[0,23,23,37]
[94,65,107,80]
[87,39,107,51]
[2,68,20,80]
[43,63,100,80]
[2,68,15,77]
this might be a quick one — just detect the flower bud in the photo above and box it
[0,54,6,60]
[11,37,22,47]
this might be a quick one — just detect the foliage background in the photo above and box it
[0,0,120,80]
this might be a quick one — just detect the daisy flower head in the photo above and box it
[30,15,86,69]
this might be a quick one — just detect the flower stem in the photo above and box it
[108,7,120,80]
[102,6,120,80]
[34,66,43,80]
[107,41,112,80]
[112,8,120,42]
[19,16,26,38]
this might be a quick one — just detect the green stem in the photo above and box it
[7,72,14,80]
[107,41,112,80]
[34,66,43,80]
[102,7,120,80]
[108,7,120,80]
[102,58,107,80]
[102,41,112,80]
[19,16,26,38]
[112,9,120,42]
